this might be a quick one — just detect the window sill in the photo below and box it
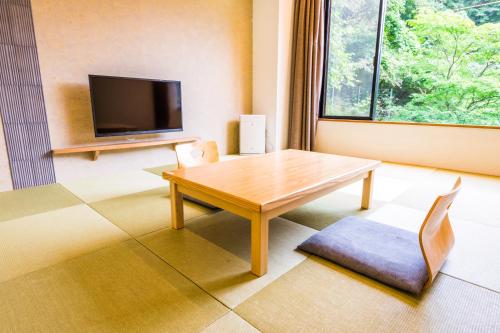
[318,118,500,130]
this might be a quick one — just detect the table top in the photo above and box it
[163,149,380,212]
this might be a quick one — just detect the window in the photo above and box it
[321,0,500,126]
[322,0,386,119]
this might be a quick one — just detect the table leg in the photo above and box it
[251,212,269,276]
[170,181,184,229]
[361,170,374,209]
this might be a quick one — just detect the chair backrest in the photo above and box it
[174,140,219,169]
[419,177,461,288]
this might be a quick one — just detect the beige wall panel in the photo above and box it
[30,0,252,183]
[253,0,279,152]
[276,0,294,150]
[0,113,13,192]
[316,120,500,176]
[252,0,294,152]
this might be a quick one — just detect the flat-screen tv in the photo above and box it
[89,75,183,137]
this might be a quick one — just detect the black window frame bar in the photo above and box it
[319,0,387,120]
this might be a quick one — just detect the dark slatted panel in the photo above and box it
[0,0,55,189]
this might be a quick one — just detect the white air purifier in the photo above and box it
[240,115,266,155]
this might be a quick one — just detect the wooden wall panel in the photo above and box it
[0,0,55,189]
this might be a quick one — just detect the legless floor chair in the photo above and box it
[299,178,462,295]
[174,141,221,210]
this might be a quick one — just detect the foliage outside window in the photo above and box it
[322,0,500,126]
[323,0,381,118]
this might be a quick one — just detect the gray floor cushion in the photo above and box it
[298,216,429,295]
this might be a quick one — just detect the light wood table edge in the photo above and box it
[261,163,380,214]
[163,172,260,212]
[163,161,380,215]
[165,161,379,277]
[177,184,254,219]
[261,172,369,220]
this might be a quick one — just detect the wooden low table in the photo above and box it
[163,149,380,276]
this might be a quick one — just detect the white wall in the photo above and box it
[316,120,500,176]
[253,0,294,151]
[276,0,294,150]
[253,0,279,152]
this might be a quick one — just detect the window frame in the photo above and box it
[319,0,499,128]
[318,117,500,130]
[319,0,387,120]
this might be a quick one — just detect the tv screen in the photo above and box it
[89,75,183,137]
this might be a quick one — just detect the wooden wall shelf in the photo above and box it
[52,137,199,161]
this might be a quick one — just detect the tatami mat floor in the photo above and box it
[0,160,499,332]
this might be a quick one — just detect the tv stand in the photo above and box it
[52,137,199,161]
